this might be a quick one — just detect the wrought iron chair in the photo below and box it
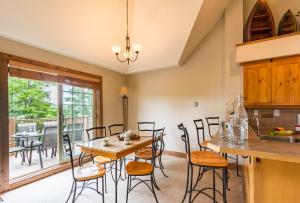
[135,127,168,178]
[137,122,155,133]
[62,133,105,203]
[125,129,163,203]
[205,117,241,177]
[178,123,228,203]
[108,124,124,136]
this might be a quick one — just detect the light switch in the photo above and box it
[193,102,199,108]
[274,109,280,117]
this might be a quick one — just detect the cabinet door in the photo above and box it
[272,56,300,105]
[257,64,272,103]
[288,58,300,104]
[244,61,271,105]
[244,67,258,105]
[272,62,289,104]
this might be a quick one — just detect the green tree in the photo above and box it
[9,77,57,119]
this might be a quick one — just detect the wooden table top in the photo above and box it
[207,127,300,164]
[76,132,152,160]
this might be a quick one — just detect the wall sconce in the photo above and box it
[120,86,128,131]
[296,11,300,17]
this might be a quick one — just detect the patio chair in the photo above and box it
[41,126,58,158]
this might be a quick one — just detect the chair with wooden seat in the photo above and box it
[86,127,112,164]
[108,124,124,136]
[206,117,241,177]
[135,127,168,178]
[125,129,162,203]
[178,123,228,203]
[62,134,105,203]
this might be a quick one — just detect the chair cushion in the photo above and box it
[189,151,228,167]
[125,161,153,176]
[75,164,105,181]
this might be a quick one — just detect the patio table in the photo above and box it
[11,132,44,169]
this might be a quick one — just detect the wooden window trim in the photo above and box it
[0,52,103,193]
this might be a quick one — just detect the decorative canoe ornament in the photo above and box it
[244,0,275,42]
[278,9,297,35]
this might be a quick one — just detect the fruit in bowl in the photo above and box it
[269,127,293,136]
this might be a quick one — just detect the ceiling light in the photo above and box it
[112,0,141,65]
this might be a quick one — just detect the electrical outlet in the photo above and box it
[254,110,259,116]
[274,109,280,117]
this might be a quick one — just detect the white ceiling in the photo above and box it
[0,0,230,74]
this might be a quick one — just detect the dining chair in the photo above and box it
[135,127,168,178]
[137,122,155,132]
[108,124,124,136]
[178,123,227,203]
[205,117,241,177]
[62,133,105,203]
[125,129,163,203]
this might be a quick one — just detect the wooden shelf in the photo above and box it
[245,104,300,109]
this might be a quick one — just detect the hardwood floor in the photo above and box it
[2,155,243,203]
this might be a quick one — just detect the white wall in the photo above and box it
[126,0,244,153]
[0,36,126,126]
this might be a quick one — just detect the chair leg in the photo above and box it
[236,155,242,177]
[223,168,227,203]
[38,146,43,169]
[102,177,105,203]
[72,181,77,203]
[188,164,193,203]
[151,174,159,203]
[213,168,216,203]
[182,162,190,203]
[66,181,74,203]
[152,172,160,190]
[126,175,130,203]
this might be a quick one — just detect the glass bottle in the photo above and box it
[235,95,248,141]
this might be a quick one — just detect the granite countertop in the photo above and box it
[207,127,300,163]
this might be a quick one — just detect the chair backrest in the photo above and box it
[178,123,191,162]
[86,126,106,141]
[138,122,155,132]
[205,117,220,138]
[108,124,124,136]
[193,119,205,150]
[43,126,57,149]
[62,134,75,180]
[153,127,165,158]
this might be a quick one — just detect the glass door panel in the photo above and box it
[61,85,93,159]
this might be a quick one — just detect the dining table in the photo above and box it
[76,131,153,203]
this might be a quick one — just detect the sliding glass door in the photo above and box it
[61,85,93,158]
[0,55,103,191]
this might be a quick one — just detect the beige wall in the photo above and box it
[126,0,243,152]
[0,36,125,126]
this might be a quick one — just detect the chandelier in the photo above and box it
[111,0,141,64]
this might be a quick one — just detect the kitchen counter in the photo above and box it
[207,127,300,203]
[207,127,300,163]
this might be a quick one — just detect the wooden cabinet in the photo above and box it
[244,56,300,106]
[272,56,300,105]
[244,60,272,105]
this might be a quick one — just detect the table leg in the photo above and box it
[115,160,118,203]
